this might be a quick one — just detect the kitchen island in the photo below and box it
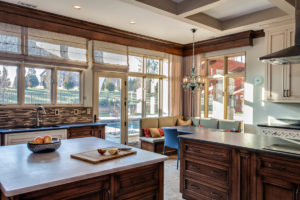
[178,128,300,200]
[0,137,167,200]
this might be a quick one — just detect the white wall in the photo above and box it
[198,37,300,133]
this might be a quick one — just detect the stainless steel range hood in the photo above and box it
[259,0,300,65]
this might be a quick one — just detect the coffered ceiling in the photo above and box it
[1,0,295,44]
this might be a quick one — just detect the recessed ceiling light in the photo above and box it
[129,21,136,24]
[73,5,81,10]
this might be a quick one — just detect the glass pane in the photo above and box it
[28,40,87,62]
[129,56,143,73]
[208,58,224,76]
[0,35,20,54]
[228,77,244,122]
[94,50,127,65]
[128,76,142,145]
[0,65,18,104]
[99,77,122,144]
[146,58,159,74]
[162,79,168,116]
[208,79,224,119]
[228,55,245,74]
[57,71,80,104]
[145,78,159,117]
[162,59,168,76]
[25,67,51,104]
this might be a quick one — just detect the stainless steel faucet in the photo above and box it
[36,105,46,127]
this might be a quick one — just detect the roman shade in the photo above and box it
[128,46,168,59]
[93,40,128,69]
[27,28,87,62]
[0,22,22,54]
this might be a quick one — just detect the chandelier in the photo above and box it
[182,28,204,93]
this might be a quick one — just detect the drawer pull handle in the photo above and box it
[210,192,221,198]
[210,170,223,176]
[190,184,199,190]
[268,163,285,171]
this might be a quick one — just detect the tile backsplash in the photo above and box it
[0,107,93,128]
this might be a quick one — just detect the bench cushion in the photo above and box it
[218,120,241,132]
[140,136,165,143]
[200,118,218,129]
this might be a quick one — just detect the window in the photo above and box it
[129,56,143,73]
[145,78,159,117]
[25,67,51,104]
[28,28,87,62]
[0,64,18,104]
[228,55,245,74]
[146,58,159,74]
[57,71,80,104]
[208,58,224,76]
[0,22,22,54]
[93,41,127,66]
[208,79,224,119]
[228,77,244,120]
[202,53,245,124]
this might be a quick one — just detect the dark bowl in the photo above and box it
[27,138,61,153]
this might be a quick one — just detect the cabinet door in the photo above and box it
[67,127,94,139]
[286,29,300,100]
[257,176,296,200]
[266,30,286,101]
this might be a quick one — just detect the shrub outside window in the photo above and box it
[57,70,80,104]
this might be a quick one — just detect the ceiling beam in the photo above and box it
[186,13,223,31]
[222,7,288,30]
[268,0,295,15]
[177,0,229,17]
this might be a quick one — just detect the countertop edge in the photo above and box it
[179,135,300,160]
[0,123,107,134]
[1,156,168,197]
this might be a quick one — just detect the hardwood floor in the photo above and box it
[164,155,184,200]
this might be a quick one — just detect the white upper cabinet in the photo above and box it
[264,20,300,103]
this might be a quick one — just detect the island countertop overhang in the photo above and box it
[0,137,167,197]
[178,128,300,160]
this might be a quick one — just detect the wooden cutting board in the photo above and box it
[70,149,137,164]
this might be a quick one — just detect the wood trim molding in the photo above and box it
[0,1,183,56]
[0,1,265,57]
[183,30,265,56]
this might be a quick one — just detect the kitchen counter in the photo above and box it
[257,123,300,130]
[177,126,300,159]
[179,127,300,200]
[0,137,167,198]
[0,122,107,134]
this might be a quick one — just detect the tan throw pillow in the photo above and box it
[177,119,192,126]
[149,128,161,138]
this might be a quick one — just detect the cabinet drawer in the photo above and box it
[185,159,229,187]
[115,164,158,198]
[183,178,229,200]
[183,141,231,163]
[5,129,67,146]
[68,127,94,138]
[258,156,300,182]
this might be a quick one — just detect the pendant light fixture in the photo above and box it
[182,28,204,93]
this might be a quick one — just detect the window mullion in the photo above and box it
[53,68,57,105]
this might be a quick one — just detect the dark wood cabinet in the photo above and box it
[11,162,163,200]
[67,125,105,139]
[180,139,300,200]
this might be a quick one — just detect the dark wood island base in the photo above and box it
[1,162,164,200]
[180,136,300,200]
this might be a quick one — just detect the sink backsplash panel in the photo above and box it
[0,107,93,129]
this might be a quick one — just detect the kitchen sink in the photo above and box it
[263,144,300,155]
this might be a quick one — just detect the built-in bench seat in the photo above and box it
[139,116,241,153]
